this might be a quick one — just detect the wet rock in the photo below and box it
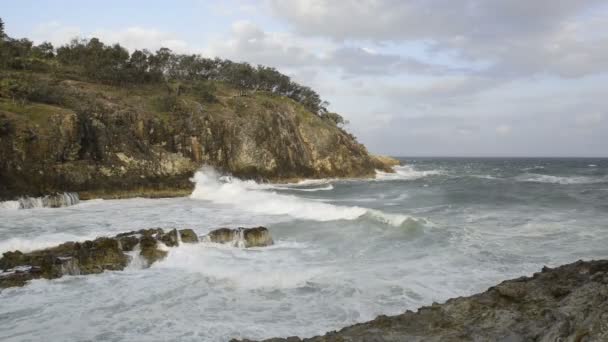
[235,260,608,342]
[205,227,273,248]
[160,229,180,247]
[242,227,274,248]
[0,237,128,288]
[206,228,238,244]
[179,229,199,243]
[139,235,168,265]
[371,155,401,172]
[0,227,203,289]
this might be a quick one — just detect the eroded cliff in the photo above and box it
[0,72,394,200]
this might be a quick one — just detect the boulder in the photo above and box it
[179,229,199,243]
[204,226,273,248]
[242,227,274,248]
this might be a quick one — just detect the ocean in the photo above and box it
[1,158,607,341]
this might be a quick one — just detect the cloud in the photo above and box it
[496,124,512,136]
[269,1,608,78]
[92,27,190,53]
[204,20,325,69]
[575,113,603,126]
[322,47,452,76]
[31,22,192,53]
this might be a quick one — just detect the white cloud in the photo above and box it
[575,113,603,126]
[496,124,512,136]
[30,22,192,53]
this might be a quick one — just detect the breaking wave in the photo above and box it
[0,192,80,210]
[190,167,427,227]
[0,233,99,254]
[375,165,442,181]
[515,173,607,185]
[274,184,334,192]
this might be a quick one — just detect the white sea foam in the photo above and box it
[471,175,501,180]
[0,192,80,210]
[375,165,442,181]
[515,173,606,185]
[190,167,424,227]
[154,243,325,289]
[0,233,100,253]
[274,184,334,192]
[0,200,20,210]
[522,166,545,171]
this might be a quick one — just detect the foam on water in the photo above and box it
[0,233,100,253]
[154,242,325,289]
[1,158,607,342]
[275,184,335,192]
[375,165,442,181]
[190,167,424,227]
[515,173,607,185]
[0,192,80,210]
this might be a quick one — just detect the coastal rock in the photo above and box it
[371,155,401,173]
[0,237,128,288]
[0,73,389,200]
[179,229,199,243]
[204,227,273,248]
[235,260,608,342]
[0,227,203,289]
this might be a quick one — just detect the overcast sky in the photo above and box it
[3,0,608,156]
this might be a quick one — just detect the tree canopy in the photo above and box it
[0,18,342,120]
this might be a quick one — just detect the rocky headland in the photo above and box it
[0,28,401,202]
[236,259,608,342]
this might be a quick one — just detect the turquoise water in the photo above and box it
[1,158,607,341]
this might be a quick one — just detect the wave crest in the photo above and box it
[189,167,427,227]
[376,165,442,181]
[515,173,607,185]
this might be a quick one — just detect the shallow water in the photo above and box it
[1,158,608,341]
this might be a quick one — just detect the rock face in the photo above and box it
[204,227,274,248]
[0,73,395,200]
[371,155,401,172]
[237,260,608,342]
[0,227,200,288]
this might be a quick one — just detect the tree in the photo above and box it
[32,42,54,59]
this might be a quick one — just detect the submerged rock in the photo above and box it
[236,259,608,342]
[204,227,274,248]
[0,227,202,289]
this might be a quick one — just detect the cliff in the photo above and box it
[239,259,608,342]
[0,71,394,200]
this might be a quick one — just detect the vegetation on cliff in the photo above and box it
[0,19,393,199]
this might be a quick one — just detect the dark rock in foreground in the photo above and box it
[204,227,274,248]
[0,228,200,288]
[236,260,608,342]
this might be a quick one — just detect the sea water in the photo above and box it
[1,158,607,341]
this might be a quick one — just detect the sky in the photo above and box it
[2,0,608,157]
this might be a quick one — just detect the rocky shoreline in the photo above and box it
[237,259,608,342]
[0,226,273,288]
[3,229,607,341]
